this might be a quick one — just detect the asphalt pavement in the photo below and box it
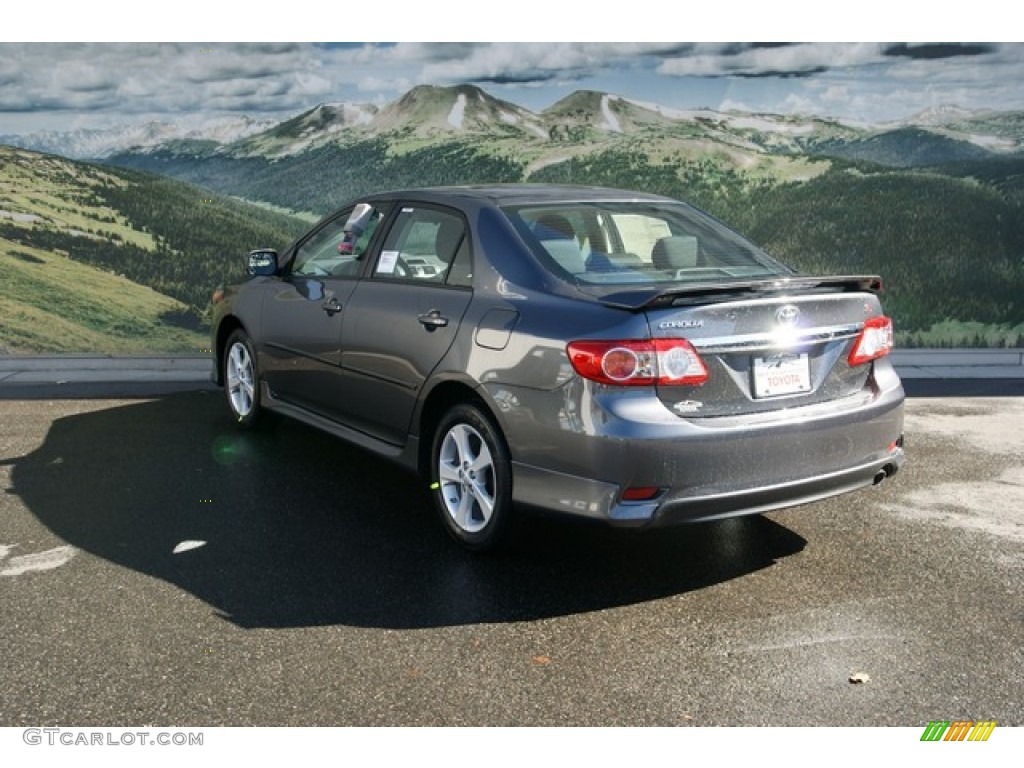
[0,353,1021,729]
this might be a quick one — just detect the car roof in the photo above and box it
[368,184,678,207]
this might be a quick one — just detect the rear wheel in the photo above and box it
[224,330,261,428]
[431,404,513,552]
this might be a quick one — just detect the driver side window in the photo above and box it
[293,204,384,278]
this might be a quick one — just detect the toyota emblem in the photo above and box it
[776,304,801,327]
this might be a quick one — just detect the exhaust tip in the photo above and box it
[874,463,898,485]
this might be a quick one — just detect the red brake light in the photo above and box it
[567,339,709,386]
[848,316,894,366]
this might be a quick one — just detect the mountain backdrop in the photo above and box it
[3,83,1023,352]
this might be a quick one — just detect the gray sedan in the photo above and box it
[211,185,905,551]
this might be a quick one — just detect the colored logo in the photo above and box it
[920,720,997,742]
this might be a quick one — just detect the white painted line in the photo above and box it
[0,545,75,576]
[172,540,207,554]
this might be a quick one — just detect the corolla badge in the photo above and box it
[775,304,801,327]
[658,319,703,330]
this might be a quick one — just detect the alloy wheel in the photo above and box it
[437,423,496,534]
[226,341,256,418]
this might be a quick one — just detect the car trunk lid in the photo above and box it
[632,277,886,418]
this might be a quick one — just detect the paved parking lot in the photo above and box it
[0,388,1021,728]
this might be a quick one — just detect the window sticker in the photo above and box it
[377,250,400,274]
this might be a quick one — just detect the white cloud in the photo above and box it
[658,43,890,78]
[0,42,1022,131]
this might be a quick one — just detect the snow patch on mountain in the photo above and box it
[600,95,622,133]
[727,115,816,135]
[307,103,373,131]
[448,94,467,129]
[909,104,975,126]
[967,133,1018,151]
[184,115,274,143]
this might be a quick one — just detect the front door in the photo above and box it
[259,203,387,418]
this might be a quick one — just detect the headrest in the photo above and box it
[651,235,698,270]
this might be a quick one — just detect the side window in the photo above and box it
[293,204,384,278]
[374,207,467,283]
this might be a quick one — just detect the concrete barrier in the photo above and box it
[1,350,1022,386]
[890,348,1024,379]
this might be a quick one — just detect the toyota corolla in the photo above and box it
[211,185,905,551]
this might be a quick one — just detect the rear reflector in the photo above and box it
[848,316,894,366]
[567,339,709,386]
[621,486,662,501]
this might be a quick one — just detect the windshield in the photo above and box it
[502,201,792,286]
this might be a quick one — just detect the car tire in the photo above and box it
[223,330,262,428]
[430,403,514,552]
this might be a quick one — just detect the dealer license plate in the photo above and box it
[752,353,811,398]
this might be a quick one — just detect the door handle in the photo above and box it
[417,310,449,329]
[321,298,342,316]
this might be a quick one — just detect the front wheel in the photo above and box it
[430,404,513,552]
[223,330,261,428]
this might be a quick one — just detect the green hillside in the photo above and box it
[804,127,994,167]
[1,241,206,354]
[0,145,307,353]
[110,138,527,217]
[525,147,1024,342]
[732,168,1024,343]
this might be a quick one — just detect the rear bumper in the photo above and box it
[499,368,905,527]
[648,448,903,526]
[512,445,903,527]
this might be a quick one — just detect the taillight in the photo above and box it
[848,316,894,366]
[567,339,709,386]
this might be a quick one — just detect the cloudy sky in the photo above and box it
[3,19,1021,135]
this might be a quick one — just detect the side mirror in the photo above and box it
[247,249,278,276]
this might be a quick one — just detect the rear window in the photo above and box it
[502,201,791,285]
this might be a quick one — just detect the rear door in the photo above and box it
[339,204,474,444]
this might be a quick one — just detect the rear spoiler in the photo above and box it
[592,275,884,311]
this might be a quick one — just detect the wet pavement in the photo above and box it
[0,388,1021,727]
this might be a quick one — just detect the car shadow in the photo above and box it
[9,391,806,629]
